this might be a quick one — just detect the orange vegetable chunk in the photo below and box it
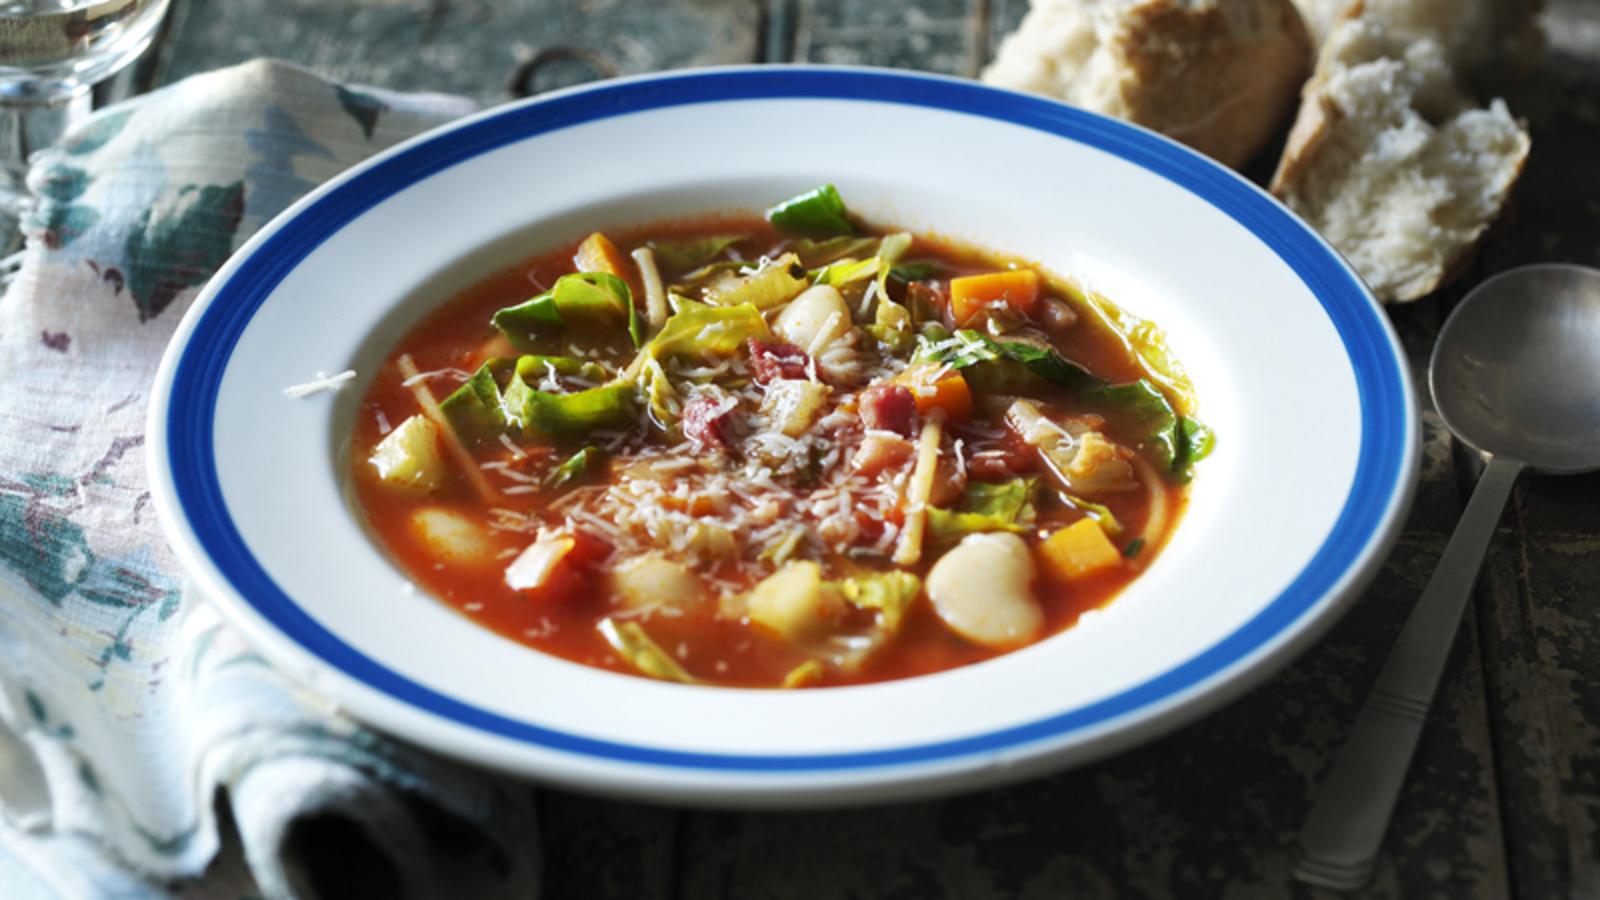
[1038,518,1123,582]
[949,270,1040,325]
[893,364,972,420]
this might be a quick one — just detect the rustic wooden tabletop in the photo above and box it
[139,0,1600,896]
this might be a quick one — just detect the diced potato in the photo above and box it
[746,561,846,641]
[760,379,830,437]
[926,533,1042,648]
[573,231,630,279]
[611,554,707,612]
[408,507,494,566]
[369,415,446,492]
[773,284,851,353]
[504,534,576,591]
[1038,518,1124,582]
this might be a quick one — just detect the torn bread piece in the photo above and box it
[982,0,1313,169]
[1271,14,1531,302]
[1289,0,1542,72]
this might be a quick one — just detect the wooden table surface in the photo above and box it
[142,1,1600,896]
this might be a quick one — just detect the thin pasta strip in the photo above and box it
[893,409,945,566]
[397,353,503,505]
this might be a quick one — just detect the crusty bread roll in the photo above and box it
[982,0,1313,169]
[1271,4,1535,302]
[1289,0,1542,71]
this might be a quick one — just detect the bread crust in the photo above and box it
[1116,0,1314,168]
[1270,0,1534,302]
[983,0,1315,170]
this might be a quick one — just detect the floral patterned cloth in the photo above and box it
[0,60,539,899]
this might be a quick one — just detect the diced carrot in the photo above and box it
[894,364,972,420]
[949,270,1040,326]
[1038,518,1124,582]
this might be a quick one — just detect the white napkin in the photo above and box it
[0,59,540,899]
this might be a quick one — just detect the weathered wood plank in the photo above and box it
[796,0,981,75]
[157,0,761,106]
[535,791,681,900]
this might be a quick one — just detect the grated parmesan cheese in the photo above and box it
[283,369,356,398]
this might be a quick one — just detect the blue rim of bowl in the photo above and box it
[166,67,1410,772]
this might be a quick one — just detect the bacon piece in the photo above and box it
[747,338,812,384]
[850,434,915,477]
[858,383,918,438]
[969,428,1037,480]
[682,390,738,451]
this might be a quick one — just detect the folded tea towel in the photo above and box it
[0,59,540,899]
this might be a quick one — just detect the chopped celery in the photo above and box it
[838,571,922,633]
[491,272,641,349]
[648,299,771,362]
[368,415,446,491]
[703,253,808,310]
[502,374,635,435]
[439,363,507,441]
[547,445,605,491]
[766,184,854,237]
[597,619,695,683]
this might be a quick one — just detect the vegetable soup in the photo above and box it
[351,186,1212,689]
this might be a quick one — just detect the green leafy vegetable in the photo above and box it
[926,478,1038,546]
[502,374,635,435]
[703,253,808,310]
[438,363,507,441]
[647,235,741,272]
[1166,416,1215,482]
[491,272,641,350]
[597,619,695,683]
[812,256,879,287]
[790,235,880,268]
[547,445,605,491]
[838,571,922,633]
[1123,537,1146,559]
[648,299,771,362]
[917,329,1099,393]
[514,354,608,383]
[766,184,854,238]
[1062,494,1122,536]
[889,261,939,282]
[1091,380,1179,469]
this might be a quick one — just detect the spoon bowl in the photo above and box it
[1431,263,1600,473]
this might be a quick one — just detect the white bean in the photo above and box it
[774,284,851,353]
[926,532,1042,648]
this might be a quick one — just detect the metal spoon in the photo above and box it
[1294,264,1600,890]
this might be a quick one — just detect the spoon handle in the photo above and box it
[1294,454,1523,890]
